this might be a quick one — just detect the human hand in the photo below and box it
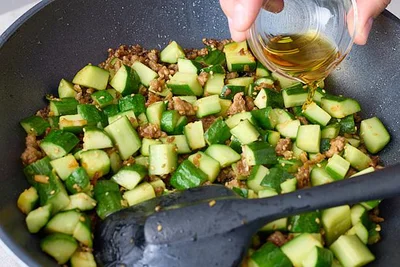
[220,0,391,45]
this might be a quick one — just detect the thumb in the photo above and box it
[221,0,264,32]
[354,0,391,45]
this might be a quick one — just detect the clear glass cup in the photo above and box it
[248,0,358,84]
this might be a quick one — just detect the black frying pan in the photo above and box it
[0,0,399,266]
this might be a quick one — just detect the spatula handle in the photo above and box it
[243,163,400,228]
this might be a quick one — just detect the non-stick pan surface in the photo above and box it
[0,0,399,266]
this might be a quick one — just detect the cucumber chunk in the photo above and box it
[149,144,178,175]
[160,135,191,154]
[17,187,39,214]
[230,119,260,145]
[132,61,158,86]
[123,182,155,206]
[160,41,185,63]
[50,154,79,180]
[204,73,225,95]
[40,130,80,159]
[70,251,97,267]
[302,246,333,267]
[281,233,323,267]
[188,152,221,182]
[204,118,232,145]
[243,141,277,166]
[63,193,97,212]
[73,65,110,90]
[296,125,321,153]
[49,98,79,116]
[83,126,114,150]
[146,101,166,126]
[322,205,352,245]
[282,83,308,108]
[45,210,81,235]
[321,95,361,119]
[26,204,52,233]
[184,121,206,150]
[59,114,88,133]
[205,144,241,168]
[194,95,221,118]
[325,155,350,180]
[343,144,372,171]
[20,116,50,136]
[360,117,390,154]
[346,222,369,244]
[110,65,140,96]
[118,94,146,115]
[91,90,114,108]
[289,211,321,233]
[73,214,93,247]
[65,167,91,194]
[170,160,209,190]
[250,242,292,267]
[112,164,148,190]
[167,72,203,96]
[303,102,332,126]
[330,235,375,267]
[40,233,78,264]
[247,165,270,193]
[80,150,110,179]
[178,58,202,74]
[58,79,77,98]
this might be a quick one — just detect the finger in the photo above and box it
[221,0,264,32]
[354,0,391,45]
[228,17,248,42]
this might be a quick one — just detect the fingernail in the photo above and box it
[357,18,374,45]
[364,18,374,35]
[263,0,284,13]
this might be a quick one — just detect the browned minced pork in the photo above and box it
[369,155,381,168]
[74,85,94,104]
[201,116,217,132]
[226,72,239,80]
[146,92,162,107]
[267,231,291,247]
[149,79,165,92]
[236,158,252,178]
[35,106,50,119]
[157,66,170,80]
[225,178,245,189]
[197,72,209,87]
[297,116,309,125]
[227,93,246,116]
[122,156,135,166]
[245,96,255,111]
[138,123,164,139]
[21,134,44,165]
[217,167,236,184]
[172,97,197,116]
[184,47,209,60]
[369,207,385,223]
[202,38,232,51]
[296,153,326,189]
[324,136,346,158]
[275,138,292,157]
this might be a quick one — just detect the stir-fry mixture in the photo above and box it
[17,39,391,267]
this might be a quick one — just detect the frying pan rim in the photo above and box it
[0,1,399,266]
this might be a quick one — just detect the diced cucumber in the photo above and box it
[360,200,381,211]
[277,158,303,173]
[265,130,281,147]
[109,110,138,128]
[204,73,225,95]
[302,246,333,267]
[170,160,209,190]
[296,125,321,153]
[230,119,260,145]
[253,88,283,109]
[50,154,79,180]
[311,162,334,186]
[167,72,203,96]
[132,61,158,86]
[250,242,292,267]
[225,112,254,128]
[251,107,278,130]
[149,144,178,175]
[58,79,77,98]
[77,104,107,127]
[160,41,185,63]
[330,235,375,267]
[303,102,332,126]
[49,98,79,116]
[40,130,80,159]
[350,204,371,228]
[135,155,149,168]
[276,119,300,139]
[360,117,390,154]
[40,233,78,264]
[204,118,232,145]
[160,110,181,134]
[274,108,294,124]
[59,114,87,133]
[105,116,142,160]
[321,123,340,139]
[80,150,110,179]
[243,141,277,166]
[17,187,39,214]
[194,95,221,118]
[20,116,50,136]
[220,85,246,100]
[149,179,166,196]
[137,112,149,126]
[282,83,308,108]
[94,180,122,219]
[350,167,374,178]
[261,167,293,193]
[72,214,93,247]
[170,115,188,135]
[325,155,350,180]
[346,137,361,148]
[229,135,243,154]
[184,121,206,150]
[200,64,226,74]
[280,178,297,193]
[281,233,323,267]
[289,211,321,233]
[321,95,361,119]
[246,165,270,193]
[146,101,166,126]
[346,222,368,244]
[73,65,109,90]
[205,144,241,168]
[45,210,81,235]
[321,205,352,245]
[255,62,271,77]
[160,135,191,154]
[272,72,299,89]
[82,126,113,150]
[112,164,147,190]
[70,251,97,267]
[63,193,97,211]
[224,41,257,72]
[103,104,120,118]
[343,144,372,171]
[110,65,140,96]
[23,157,53,185]
[123,182,156,206]
[118,94,146,115]
[91,90,114,108]
[178,58,202,74]
[338,115,356,135]
[48,116,60,129]
[26,204,52,233]
[141,138,162,156]
[65,167,91,194]
[312,88,326,105]
[261,218,288,232]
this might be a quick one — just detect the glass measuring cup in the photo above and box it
[247,0,358,84]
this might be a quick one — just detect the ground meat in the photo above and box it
[236,157,252,178]
[296,153,326,189]
[245,96,255,111]
[346,168,358,178]
[178,154,190,164]
[197,72,209,87]
[275,138,292,157]
[226,72,239,80]
[227,93,246,116]
[146,92,162,107]
[21,134,44,165]
[267,231,290,247]
[149,79,165,92]
[354,112,362,123]
[184,49,200,60]
[157,66,170,80]
[35,106,50,119]
[122,156,135,166]
[225,178,245,189]
[297,116,309,125]
[217,167,236,183]
[74,85,94,104]
[324,136,346,158]
[369,207,385,223]
[202,38,232,51]
[138,123,163,139]
[201,116,217,131]
[172,97,197,116]
[369,155,381,168]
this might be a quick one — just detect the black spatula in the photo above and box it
[94,164,400,267]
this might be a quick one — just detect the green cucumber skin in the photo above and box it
[93,180,120,198]
[111,65,141,96]
[170,160,208,190]
[245,141,278,166]
[94,180,123,219]
[204,118,231,145]
[103,104,120,118]
[276,158,302,173]
[338,115,356,134]
[23,157,53,185]
[50,98,79,116]
[195,48,226,66]
[118,94,146,115]
[261,167,293,193]
[250,242,292,267]
[65,167,91,194]
[229,136,243,154]
[320,138,331,153]
[161,110,181,134]
[20,116,50,136]
[251,107,277,130]
[200,64,226,74]
[40,130,80,158]
[289,211,321,233]
[219,85,245,100]
[78,104,106,127]
[91,90,114,108]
